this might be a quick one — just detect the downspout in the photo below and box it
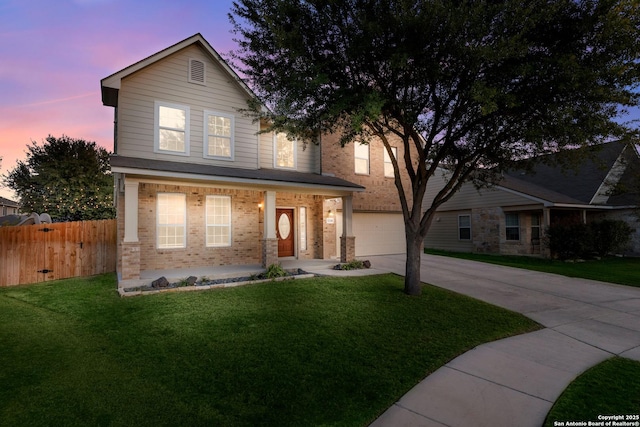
[113,107,118,153]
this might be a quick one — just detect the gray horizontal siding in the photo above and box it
[116,44,259,169]
[424,171,537,212]
[424,211,474,252]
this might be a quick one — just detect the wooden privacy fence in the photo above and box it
[0,219,116,287]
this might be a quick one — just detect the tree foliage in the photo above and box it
[4,135,115,221]
[230,0,640,294]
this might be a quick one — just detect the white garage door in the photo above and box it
[353,213,406,256]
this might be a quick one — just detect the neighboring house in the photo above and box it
[424,140,640,256]
[0,196,19,216]
[103,33,409,285]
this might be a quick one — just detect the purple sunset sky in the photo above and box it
[0,0,238,199]
[1,0,638,201]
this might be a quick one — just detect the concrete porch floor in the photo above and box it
[120,258,387,289]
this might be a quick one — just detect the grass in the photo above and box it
[425,249,640,287]
[0,273,539,427]
[544,357,640,426]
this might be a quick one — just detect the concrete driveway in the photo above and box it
[368,253,640,427]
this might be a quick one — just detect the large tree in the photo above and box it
[230,0,640,295]
[4,135,115,221]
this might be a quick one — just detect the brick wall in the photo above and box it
[137,183,263,271]
[321,132,416,212]
[115,182,326,274]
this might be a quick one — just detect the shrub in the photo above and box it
[265,263,288,279]
[545,220,632,259]
[340,260,365,270]
[545,223,591,260]
[590,220,632,256]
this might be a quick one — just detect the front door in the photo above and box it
[276,208,295,257]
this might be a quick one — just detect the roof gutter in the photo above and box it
[111,166,363,195]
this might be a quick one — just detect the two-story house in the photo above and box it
[101,34,408,286]
[320,132,413,258]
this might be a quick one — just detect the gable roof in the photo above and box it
[499,140,639,207]
[101,33,257,107]
[0,196,19,208]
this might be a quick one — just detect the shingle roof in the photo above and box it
[0,196,19,207]
[110,155,365,192]
[500,141,637,206]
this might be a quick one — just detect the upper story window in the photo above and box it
[157,193,186,249]
[505,213,520,241]
[155,101,190,156]
[384,146,397,178]
[354,142,369,175]
[204,111,234,160]
[274,133,296,169]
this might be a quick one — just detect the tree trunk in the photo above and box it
[404,232,424,296]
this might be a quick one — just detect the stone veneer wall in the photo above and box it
[471,207,501,253]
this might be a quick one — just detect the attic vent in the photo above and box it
[189,59,205,85]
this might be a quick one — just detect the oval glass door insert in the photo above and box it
[278,213,291,239]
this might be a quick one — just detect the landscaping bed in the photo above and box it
[120,268,314,297]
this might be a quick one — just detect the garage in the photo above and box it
[351,212,406,256]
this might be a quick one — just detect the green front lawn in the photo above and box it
[425,249,640,287]
[0,273,539,427]
[544,357,640,427]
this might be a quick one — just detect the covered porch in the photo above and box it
[111,156,365,288]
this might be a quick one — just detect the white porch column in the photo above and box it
[262,190,278,267]
[541,207,552,258]
[542,207,551,228]
[342,195,353,237]
[123,180,139,242]
[264,190,277,239]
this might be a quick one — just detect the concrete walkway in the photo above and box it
[368,254,640,427]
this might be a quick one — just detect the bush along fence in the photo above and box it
[0,219,116,287]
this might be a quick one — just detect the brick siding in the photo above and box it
[321,132,416,212]
[115,182,326,277]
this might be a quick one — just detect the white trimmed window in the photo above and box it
[204,111,233,160]
[157,193,186,249]
[458,215,471,240]
[355,142,369,175]
[155,101,190,155]
[206,195,231,247]
[274,133,296,169]
[505,213,520,241]
[384,146,397,178]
